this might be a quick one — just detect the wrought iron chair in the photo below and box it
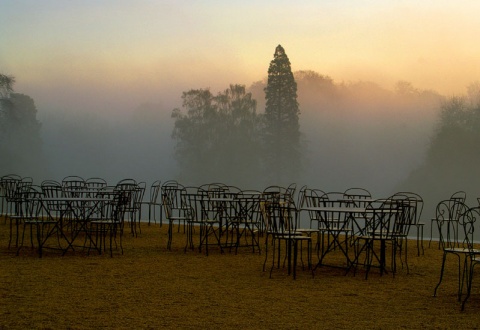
[460,206,480,310]
[139,180,162,226]
[17,186,58,257]
[430,191,466,248]
[89,188,129,256]
[183,187,223,255]
[433,199,470,301]
[162,183,192,250]
[263,196,312,279]
[350,197,406,279]
[228,190,262,254]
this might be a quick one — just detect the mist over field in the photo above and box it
[33,72,441,199]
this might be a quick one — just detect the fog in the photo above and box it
[12,68,480,226]
[29,71,440,198]
[38,102,176,185]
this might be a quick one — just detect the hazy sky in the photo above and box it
[2,0,480,114]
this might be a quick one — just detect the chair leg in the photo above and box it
[269,238,277,278]
[461,258,476,311]
[167,221,173,250]
[433,252,448,296]
[263,233,270,272]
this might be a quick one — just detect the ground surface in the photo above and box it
[1,220,479,329]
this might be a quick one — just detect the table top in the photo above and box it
[41,197,112,202]
[302,206,367,213]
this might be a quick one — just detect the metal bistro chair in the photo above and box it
[114,180,139,237]
[139,180,162,226]
[162,183,192,250]
[1,174,21,218]
[89,188,129,257]
[3,176,23,248]
[460,206,480,310]
[17,186,58,257]
[85,177,108,196]
[394,192,425,256]
[62,176,87,197]
[350,197,405,279]
[228,190,263,254]
[184,187,223,256]
[263,196,312,280]
[433,199,470,301]
[430,191,466,248]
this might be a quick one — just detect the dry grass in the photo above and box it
[1,220,480,329]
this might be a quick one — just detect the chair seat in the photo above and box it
[296,228,320,233]
[444,247,480,254]
[24,218,57,224]
[91,219,119,224]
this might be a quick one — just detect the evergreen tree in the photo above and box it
[263,45,301,184]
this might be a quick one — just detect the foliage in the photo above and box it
[398,92,480,209]
[0,73,15,99]
[263,45,301,185]
[0,74,46,177]
[171,84,261,187]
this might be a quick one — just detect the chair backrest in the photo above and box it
[86,177,107,189]
[161,185,188,218]
[263,186,291,204]
[364,198,402,239]
[224,185,242,199]
[117,178,137,185]
[135,182,147,206]
[62,176,86,187]
[286,183,297,199]
[461,206,480,253]
[436,199,469,249]
[148,180,162,204]
[264,196,297,235]
[231,191,262,223]
[41,182,67,214]
[62,176,86,197]
[114,182,138,212]
[388,195,416,237]
[263,185,287,195]
[344,188,372,207]
[96,189,130,222]
[181,186,203,221]
[322,191,353,207]
[450,191,466,203]
[16,186,44,218]
[2,176,21,200]
[394,192,424,226]
[344,187,371,197]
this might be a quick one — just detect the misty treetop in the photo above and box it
[0,75,45,177]
[171,84,262,187]
[398,89,480,212]
[171,45,303,187]
[0,74,15,99]
[263,45,302,184]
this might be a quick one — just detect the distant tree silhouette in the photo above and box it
[0,74,46,177]
[263,44,301,184]
[0,74,15,99]
[172,84,261,187]
[398,94,480,207]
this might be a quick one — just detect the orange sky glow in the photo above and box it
[2,1,480,114]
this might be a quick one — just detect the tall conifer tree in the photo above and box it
[263,45,301,184]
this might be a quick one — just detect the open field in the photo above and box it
[1,220,480,329]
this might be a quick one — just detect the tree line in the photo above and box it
[171,45,301,188]
[0,74,45,178]
[2,45,480,202]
